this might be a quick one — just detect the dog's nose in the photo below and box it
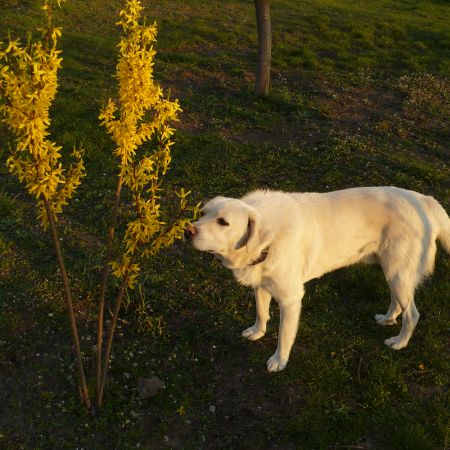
[184,224,197,238]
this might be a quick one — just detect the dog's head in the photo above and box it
[185,196,272,269]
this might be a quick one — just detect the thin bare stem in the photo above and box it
[97,269,130,408]
[43,198,91,409]
[96,173,124,401]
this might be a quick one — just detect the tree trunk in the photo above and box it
[254,0,272,96]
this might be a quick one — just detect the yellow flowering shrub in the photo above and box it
[0,0,92,408]
[0,0,85,229]
[0,0,199,409]
[100,0,199,288]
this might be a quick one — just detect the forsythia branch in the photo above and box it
[0,0,85,230]
[96,0,198,409]
[99,0,196,290]
[0,0,90,409]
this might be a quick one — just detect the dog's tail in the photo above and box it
[431,197,450,254]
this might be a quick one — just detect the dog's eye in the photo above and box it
[217,218,229,226]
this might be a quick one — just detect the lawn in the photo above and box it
[0,0,449,448]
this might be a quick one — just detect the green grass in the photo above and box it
[1,0,449,449]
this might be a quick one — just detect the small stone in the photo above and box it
[209,405,216,414]
[137,376,164,399]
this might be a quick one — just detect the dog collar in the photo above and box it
[250,247,269,266]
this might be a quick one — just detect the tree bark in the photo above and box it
[254,0,272,96]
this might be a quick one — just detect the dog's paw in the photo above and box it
[384,336,407,350]
[375,314,397,326]
[242,325,265,341]
[267,352,287,372]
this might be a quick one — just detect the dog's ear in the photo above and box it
[244,210,272,255]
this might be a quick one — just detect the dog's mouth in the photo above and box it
[183,230,194,242]
[184,231,225,258]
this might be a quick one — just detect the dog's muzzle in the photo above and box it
[184,224,197,241]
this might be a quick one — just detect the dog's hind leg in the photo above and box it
[383,276,420,350]
[242,286,271,341]
[375,292,401,325]
[378,233,425,349]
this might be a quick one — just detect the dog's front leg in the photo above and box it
[267,288,304,372]
[242,286,271,341]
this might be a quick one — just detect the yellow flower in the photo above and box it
[102,0,198,288]
[0,0,84,230]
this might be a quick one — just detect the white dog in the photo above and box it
[186,187,450,372]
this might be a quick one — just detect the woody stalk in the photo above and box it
[96,0,199,408]
[0,0,90,407]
